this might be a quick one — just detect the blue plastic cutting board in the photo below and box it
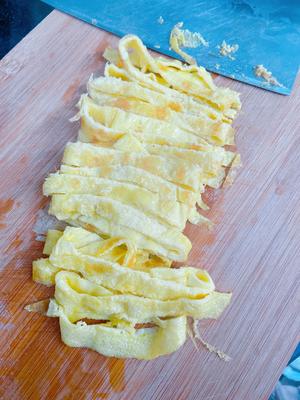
[43,0,300,95]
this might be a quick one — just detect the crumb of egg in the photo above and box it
[218,41,239,60]
[169,22,209,65]
[254,64,284,87]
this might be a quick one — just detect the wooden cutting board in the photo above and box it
[0,10,299,400]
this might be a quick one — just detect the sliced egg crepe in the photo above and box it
[47,299,187,360]
[27,34,239,360]
[104,35,241,120]
[78,95,216,151]
[88,76,234,145]
[49,195,192,261]
[44,173,190,229]
[76,96,235,190]
[30,227,230,359]
[59,164,198,208]
[54,270,231,323]
[33,228,172,286]
[62,141,203,192]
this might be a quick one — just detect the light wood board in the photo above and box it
[0,10,299,400]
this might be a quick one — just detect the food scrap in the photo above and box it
[26,34,241,360]
[170,22,209,65]
[254,64,283,87]
[218,40,239,60]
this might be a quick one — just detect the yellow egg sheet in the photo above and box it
[27,34,238,360]
[78,95,217,151]
[49,197,192,261]
[32,258,60,286]
[104,63,232,123]
[76,96,235,191]
[30,226,231,359]
[62,141,203,192]
[48,227,209,300]
[59,164,198,208]
[88,77,234,145]
[33,228,172,286]
[104,35,241,119]
[30,225,231,359]
[44,173,190,229]
[48,299,187,360]
[143,144,235,189]
[43,229,63,255]
[55,270,231,323]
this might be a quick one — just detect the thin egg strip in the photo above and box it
[62,141,203,192]
[59,164,198,208]
[44,173,190,229]
[48,227,211,299]
[47,299,187,360]
[49,199,192,262]
[88,77,234,145]
[55,270,231,323]
[104,35,241,118]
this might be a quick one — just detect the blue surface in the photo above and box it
[269,344,300,400]
[43,0,300,95]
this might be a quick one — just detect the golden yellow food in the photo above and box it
[62,142,202,192]
[27,34,240,360]
[54,270,231,323]
[47,298,187,360]
[33,228,172,286]
[48,227,209,299]
[31,227,231,359]
[59,163,198,208]
[88,77,234,145]
[104,35,241,119]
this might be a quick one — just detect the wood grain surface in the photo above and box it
[0,10,299,400]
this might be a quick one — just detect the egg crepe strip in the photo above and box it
[111,134,233,191]
[45,227,208,299]
[103,35,241,119]
[78,95,221,151]
[112,135,210,211]
[49,195,191,261]
[66,215,190,262]
[28,34,238,360]
[30,226,230,359]
[33,228,172,286]
[59,165,198,208]
[104,61,233,125]
[54,270,231,323]
[78,94,235,163]
[47,298,187,360]
[61,142,208,231]
[42,229,63,254]
[76,95,235,189]
[143,144,235,189]
[45,171,206,229]
[63,141,202,193]
[88,76,234,146]
[104,62,233,123]
[42,227,167,269]
[44,173,191,229]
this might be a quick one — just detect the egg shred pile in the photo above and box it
[26,35,241,360]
